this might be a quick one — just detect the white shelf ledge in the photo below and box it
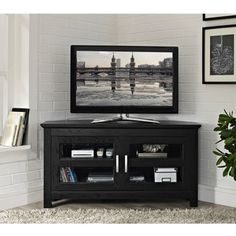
[0,145,31,153]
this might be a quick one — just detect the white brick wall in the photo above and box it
[0,176,12,187]
[117,14,236,207]
[0,151,43,210]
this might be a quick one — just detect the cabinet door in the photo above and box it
[117,132,191,191]
[51,129,120,191]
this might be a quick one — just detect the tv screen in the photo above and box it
[71,45,178,114]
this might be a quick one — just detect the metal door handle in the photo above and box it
[125,155,128,173]
[116,155,119,173]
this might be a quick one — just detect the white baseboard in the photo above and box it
[199,184,236,208]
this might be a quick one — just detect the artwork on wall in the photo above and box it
[203,14,236,21]
[202,24,236,84]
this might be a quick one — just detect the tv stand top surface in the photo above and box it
[41,119,201,129]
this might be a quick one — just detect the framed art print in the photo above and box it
[203,14,236,21]
[203,24,236,84]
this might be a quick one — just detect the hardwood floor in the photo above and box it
[13,200,234,211]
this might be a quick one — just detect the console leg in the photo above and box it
[190,198,198,207]
[43,193,52,208]
[44,198,52,208]
[44,185,52,208]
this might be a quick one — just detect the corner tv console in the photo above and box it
[41,120,201,208]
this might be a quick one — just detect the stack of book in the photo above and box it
[0,108,29,147]
[60,167,78,183]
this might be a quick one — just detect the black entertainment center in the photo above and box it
[41,45,201,208]
[41,120,200,208]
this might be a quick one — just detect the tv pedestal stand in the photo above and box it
[92,113,160,124]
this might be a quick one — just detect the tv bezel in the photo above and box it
[71,45,178,114]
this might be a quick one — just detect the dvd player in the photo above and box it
[71,149,94,158]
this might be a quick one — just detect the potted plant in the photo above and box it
[213,110,236,180]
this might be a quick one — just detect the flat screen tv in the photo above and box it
[71,45,178,114]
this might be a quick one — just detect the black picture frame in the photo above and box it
[203,14,236,21]
[70,45,178,114]
[202,24,236,84]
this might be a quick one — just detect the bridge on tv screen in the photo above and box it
[76,67,173,81]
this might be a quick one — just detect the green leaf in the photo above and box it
[213,150,222,156]
[220,130,232,139]
[223,166,230,177]
[216,148,224,154]
[215,139,223,144]
[227,153,236,162]
[214,127,221,132]
[216,157,223,165]
[218,165,226,168]
[219,114,230,122]
[225,137,235,146]
[230,167,235,177]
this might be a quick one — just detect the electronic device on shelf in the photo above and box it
[96,148,104,158]
[71,149,94,158]
[70,45,178,123]
[86,172,114,183]
[136,144,168,158]
[129,175,145,182]
[154,167,177,183]
[137,152,167,158]
[105,148,113,158]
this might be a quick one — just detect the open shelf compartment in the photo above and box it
[59,142,114,159]
[59,166,115,184]
[129,143,183,159]
[127,166,182,184]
